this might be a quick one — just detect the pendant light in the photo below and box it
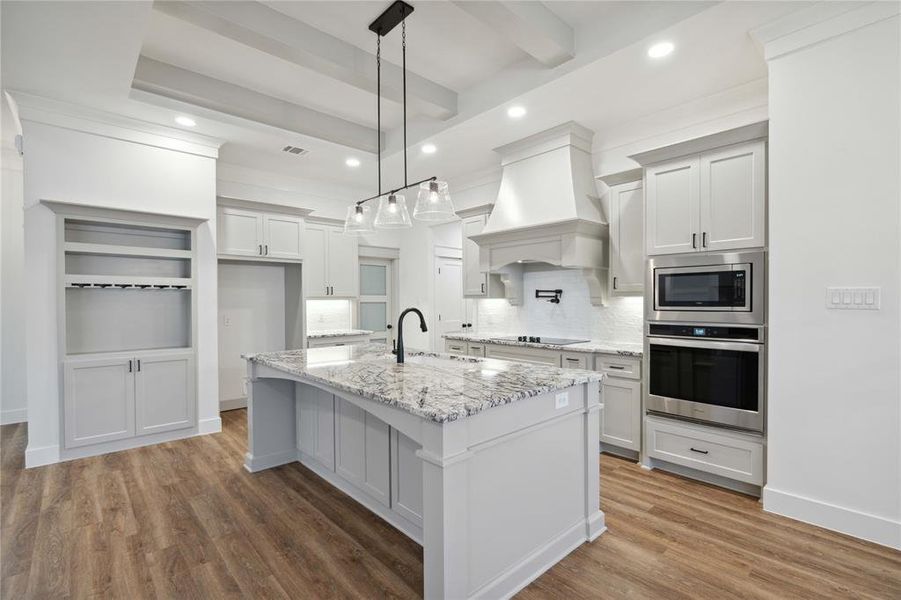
[343,1,454,235]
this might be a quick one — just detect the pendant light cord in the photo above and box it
[377,34,382,197]
[402,20,407,187]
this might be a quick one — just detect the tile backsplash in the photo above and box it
[475,269,643,344]
[306,299,353,333]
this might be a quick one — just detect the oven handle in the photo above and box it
[648,337,761,353]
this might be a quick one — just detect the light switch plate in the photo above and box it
[826,287,880,310]
[555,393,569,409]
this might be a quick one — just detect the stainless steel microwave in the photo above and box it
[646,250,766,325]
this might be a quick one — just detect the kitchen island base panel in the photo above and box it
[244,363,604,600]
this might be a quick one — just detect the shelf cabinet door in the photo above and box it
[134,351,195,435]
[699,140,766,251]
[263,214,304,261]
[64,357,135,448]
[600,378,641,452]
[646,157,700,256]
[391,428,423,527]
[303,223,330,298]
[327,227,359,297]
[219,207,263,257]
[609,180,645,293]
[297,386,335,471]
[462,215,488,296]
[335,398,390,506]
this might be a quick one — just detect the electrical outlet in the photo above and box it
[826,287,880,310]
[555,392,569,409]
[223,315,232,327]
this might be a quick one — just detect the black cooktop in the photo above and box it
[494,336,589,346]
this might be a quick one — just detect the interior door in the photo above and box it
[435,256,463,343]
[646,157,700,256]
[359,259,393,346]
[327,227,359,296]
[263,214,303,260]
[303,223,329,297]
[218,207,263,257]
[134,350,195,435]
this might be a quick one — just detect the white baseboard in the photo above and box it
[763,486,901,550]
[198,416,222,434]
[220,398,247,411]
[1,408,27,425]
[244,448,298,473]
[24,443,60,468]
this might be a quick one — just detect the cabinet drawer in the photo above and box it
[596,355,641,380]
[467,343,487,358]
[646,416,763,485]
[561,353,588,370]
[445,340,467,354]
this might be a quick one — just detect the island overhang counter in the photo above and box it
[244,344,606,599]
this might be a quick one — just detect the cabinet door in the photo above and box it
[467,343,486,357]
[263,214,304,261]
[391,428,423,527]
[134,351,195,435]
[303,223,329,298]
[64,357,135,448]
[699,140,766,251]
[327,227,359,297]
[219,207,263,257]
[645,157,700,256]
[335,398,390,506]
[462,215,487,296]
[609,181,645,293]
[297,386,335,470]
[600,378,641,451]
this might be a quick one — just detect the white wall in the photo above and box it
[218,263,285,405]
[1,95,26,424]
[761,9,900,549]
[20,113,220,467]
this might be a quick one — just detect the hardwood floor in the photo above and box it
[2,410,899,599]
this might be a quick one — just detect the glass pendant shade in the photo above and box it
[373,193,412,229]
[343,203,374,235]
[413,180,455,221]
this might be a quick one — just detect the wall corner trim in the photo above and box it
[763,485,901,550]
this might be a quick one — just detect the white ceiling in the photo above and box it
[1,1,805,193]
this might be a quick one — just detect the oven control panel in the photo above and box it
[648,323,762,342]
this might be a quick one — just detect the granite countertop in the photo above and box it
[443,332,643,357]
[307,329,374,339]
[245,343,603,423]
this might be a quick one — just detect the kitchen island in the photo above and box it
[244,344,605,599]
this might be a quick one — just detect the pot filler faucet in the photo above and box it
[395,307,428,364]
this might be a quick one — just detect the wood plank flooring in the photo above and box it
[2,409,899,599]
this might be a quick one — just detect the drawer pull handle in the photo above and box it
[690,447,709,455]
[566,358,579,363]
[607,365,626,370]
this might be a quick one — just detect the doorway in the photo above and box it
[359,258,395,347]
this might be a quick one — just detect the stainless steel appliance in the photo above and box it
[495,335,589,345]
[645,323,765,432]
[646,250,765,325]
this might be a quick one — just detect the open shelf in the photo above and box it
[65,219,191,251]
[64,241,192,260]
[65,275,192,290]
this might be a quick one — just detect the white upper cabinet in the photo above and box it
[644,137,767,256]
[607,179,645,293]
[462,214,488,296]
[646,157,700,256]
[218,205,304,261]
[699,140,766,251]
[304,222,359,298]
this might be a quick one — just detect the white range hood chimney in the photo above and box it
[469,122,609,305]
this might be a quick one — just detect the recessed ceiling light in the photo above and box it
[421,143,437,154]
[345,157,361,167]
[507,105,527,119]
[175,116,196,127]
[647,41,674,59]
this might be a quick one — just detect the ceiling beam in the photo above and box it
[154,0,458,120]
[453,1,574,67]
[132,57,380,153]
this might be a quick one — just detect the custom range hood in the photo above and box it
[469,122,609,305]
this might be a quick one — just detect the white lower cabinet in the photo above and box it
[445,340,467,354]
[64,349,196,449]
[297,386,335,471]
[467,343,487,357]
[645,415,764,486]
[600,379,641,452]
[335,398,391,506]
[391,429,424,527]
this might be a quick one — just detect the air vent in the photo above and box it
[282,145,309,157]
